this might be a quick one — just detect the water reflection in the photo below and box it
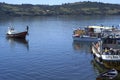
[6,38,29,50]
[72,41,92,52]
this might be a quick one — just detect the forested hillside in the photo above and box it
[0,1,120,16]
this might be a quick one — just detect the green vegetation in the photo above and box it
[0,1,120,16]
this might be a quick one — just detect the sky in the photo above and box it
[0,0,120,5]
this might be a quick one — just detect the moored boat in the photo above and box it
[6,27,28,39]
[72,26,103,41]
[92,38,120,61]
[73,25,120,41]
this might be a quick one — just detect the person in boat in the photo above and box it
[112,25,115,31]
[26,26,29,35]
[109,48,114,54]
[103,47,110,55]
[26,26,29,31]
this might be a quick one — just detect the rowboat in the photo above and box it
[97,68,118,80]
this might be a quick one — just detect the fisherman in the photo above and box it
[112,25,115,31]
[26,26,29,35]
[26,26,29,31]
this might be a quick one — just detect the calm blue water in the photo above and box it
[0,15,120,80]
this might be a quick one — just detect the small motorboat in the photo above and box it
[97,68,118,80]
[6,27,28,39]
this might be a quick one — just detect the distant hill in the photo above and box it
[0,1,120,16]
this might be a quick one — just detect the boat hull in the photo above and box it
[101,55,120,61]
[6,31,28,39]
[92,39,120,61]
[73,36,100,42]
